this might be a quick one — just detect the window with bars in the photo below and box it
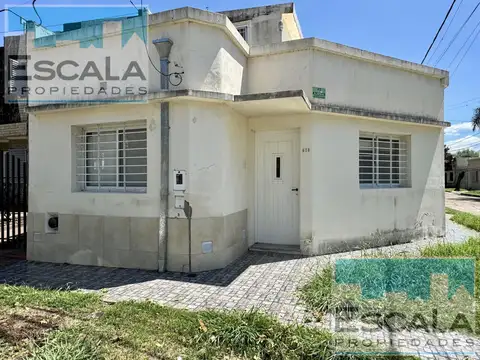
[359,133,409,188]
[75,122,147,192]
[236,25,248,41]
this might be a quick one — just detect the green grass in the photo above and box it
[0,284,101,312]
[462,190,480,197]
[445,188,480,197]
[421,236,480,258]
[445,207,480,231]
[445,207,458,215]
[0,284,415,360]
[29,331,103,360]
[421,237,480,291]
[299,238,480,340]
[299,266,335,318]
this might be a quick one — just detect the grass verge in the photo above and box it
[445,207,480,232]
[0,284,414,359]
[299,238,480,343]
[462,190,480,197]
[445,188,480,197]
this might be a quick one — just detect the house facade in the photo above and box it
[445,156,468,189]
[464,157,480,190]
[25,3,448,272]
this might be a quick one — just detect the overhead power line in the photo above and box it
[31,0,42,25]
[447,97,480,109]
[448,139,480,152]
[446,134,476,146]
[434,0,480,66]
[447,17,480,68]
[131,0,184,86]
[451,24,480,75]
[421,0,458,64]
[427,0,464,64]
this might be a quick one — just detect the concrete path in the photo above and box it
[446,191,480,215]
[0,218,478,358]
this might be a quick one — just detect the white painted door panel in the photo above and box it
[255,130,299,245]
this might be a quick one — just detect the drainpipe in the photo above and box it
[153,38,173,272]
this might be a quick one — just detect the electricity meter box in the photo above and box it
[173,170,186,191]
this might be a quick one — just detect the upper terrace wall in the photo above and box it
[248,42,447,120]
[25,9,247,105]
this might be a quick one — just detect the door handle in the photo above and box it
[291,188,299,192]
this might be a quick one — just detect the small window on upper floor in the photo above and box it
[236,25,248,41]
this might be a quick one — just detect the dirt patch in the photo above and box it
[0,307,62,345]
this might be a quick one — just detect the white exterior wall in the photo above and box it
[169,101,248,219]
[26,19,247,104]
[248,114,444,252]
[30,100,248,220]
[29,104,161,218]
[149,22,247,94]
[25,6,447,269]
[26,22,150,104]
[311,116,444,250]
[248,49,445,119]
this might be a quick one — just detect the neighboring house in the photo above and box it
[0,35,28,163]
[465,157,480,190]
[445,157,468,188]
[25,3,448,272]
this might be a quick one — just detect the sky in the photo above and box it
[0,0,479,152]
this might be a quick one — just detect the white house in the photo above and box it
[24,3,449,272]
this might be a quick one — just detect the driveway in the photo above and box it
[446,191,480,215]
[0,218,478,358]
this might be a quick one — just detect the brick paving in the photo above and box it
[0,217,479,358]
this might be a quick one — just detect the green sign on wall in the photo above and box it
[312,87,326,99]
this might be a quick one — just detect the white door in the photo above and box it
[255,130,300,245]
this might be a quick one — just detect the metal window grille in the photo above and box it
[236,26,248,41]
[359,133,408,188]
[75,122,147,192]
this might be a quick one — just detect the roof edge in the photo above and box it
[219,3,294,23]
[250,38,449,83]
[26,89,449,127]
[148,7,250,55]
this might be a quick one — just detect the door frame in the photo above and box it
[254,129,300,245]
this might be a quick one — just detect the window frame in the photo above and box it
[75,121,147,193]
[236,25,248,41]
[234,20,251,43]
[359,132,409,189]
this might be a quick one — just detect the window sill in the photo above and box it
[75,188,147,194]
[360,185,411,190]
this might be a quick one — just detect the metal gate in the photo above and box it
[0,151,27,249]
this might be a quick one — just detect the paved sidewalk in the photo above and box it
[446,191,480,215]
[0,218,478,358]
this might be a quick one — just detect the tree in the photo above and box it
[445,145,455,171]
[472,107,480,131]
[456,149,479,158]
